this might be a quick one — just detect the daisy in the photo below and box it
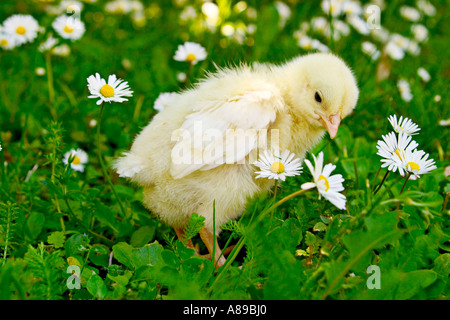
[51,43,71,57]
[52,15,85,40]
[87,73,133,105]
[320,0,343,17]
[376,132,418,173]
[105,0,132,14]
[417,67,431,82]
[253,150,302,181]
[63,148,89,172]
[346,15,370,35]
[38,34,59,52]
[153,92,179,112]
[417,0,436,16]
[173,42,207,65]
[387,115,420,135]
[59,0,84,14]
[301,152,346,210]
[400,6,421,22]
[361,41,381,60]
[0,33,16,50]
[397,79,413,102]
[384,41,405,60]
[3,14,39,45]
[411,24,428,42]
[398,149,436,180]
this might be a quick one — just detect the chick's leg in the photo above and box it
[199,227,226,268]
[174,228,199,254]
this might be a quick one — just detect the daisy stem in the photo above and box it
[45,53,55,106]
[372,166,381,191]
[97,102,126,218]
[184,62,193,89]
[271,180,278,218]
[399,173,411,195]
[373,170,390,195]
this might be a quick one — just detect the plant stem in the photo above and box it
[372,166,381,191]
[97,102,126,218]
[374,170,389,195]
[399,173,411,195]
[184,62,193,89]
[45,53,57,120]
[212,200,216,269]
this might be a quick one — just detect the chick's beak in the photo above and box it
[320,112,341,139]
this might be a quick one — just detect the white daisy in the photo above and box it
[417,0,436,16]
[153,92,179,112]
[105,0,132,14]
[87,73,133,105]
[342,0,362,16]
[411,24,428,42]
[346,14,370,35]
[376,132,419,173]
[397,79,413,102]
[59,0,84,14]
[388,115,420,135]
[63,148,89,172]
[52,15,85,40]
[400,6,421,22]
[320,0,343,17]
[417,67,431,82]
[361,41,381,60]
[0,33,16,50]
[384,41,405,60]
[3,14,39,45]
[173,42,207,65]
[38,34,59,52]
[253,150,302,181]
[301,152,346,210]
[51,43,71,57]
[398,149,436,180]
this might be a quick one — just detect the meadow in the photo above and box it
[0,0,449,300]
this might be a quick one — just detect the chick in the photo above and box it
[114,53,359,267]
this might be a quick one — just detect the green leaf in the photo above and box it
[86,274,108,300]
[47,231,65,248]
[162,250,180,269]
[182,213,205,245]
[342,213,403,271]
[112,241,164,271]
[176,240,195,261]
[112,242,135,270]
[130,225,155,247]
[26,212,45,240]
[133,242,164,270]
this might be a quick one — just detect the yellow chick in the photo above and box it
[114,52,359,267]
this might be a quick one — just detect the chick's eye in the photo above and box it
[314,92,322,103]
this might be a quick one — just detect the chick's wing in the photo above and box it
[170,83,284,179]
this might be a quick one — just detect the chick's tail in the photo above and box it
[113,152,146,180]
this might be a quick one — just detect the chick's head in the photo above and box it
[281,52,359,139]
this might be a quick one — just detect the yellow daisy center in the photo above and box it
[64,25,74,34]
[16,26,26,35]
[0,39,8,46]
[407,162,420,172]
[186,53,196,62]
[394,149,405,160]
[270,161,285,174]
[72,156,81,165]
[318,174,330,192]
[100,84,115,98]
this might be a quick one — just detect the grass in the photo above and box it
[0,0,449,300]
